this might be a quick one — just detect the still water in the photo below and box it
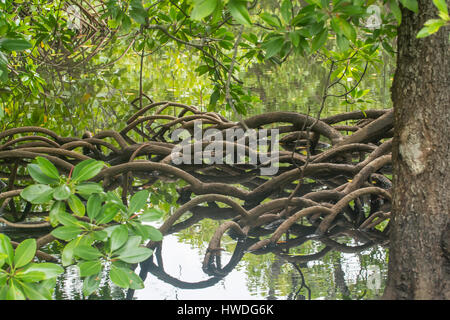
[134,235,387,300]
[48,228,388,300]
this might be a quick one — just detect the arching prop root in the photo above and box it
[0,101,392,267]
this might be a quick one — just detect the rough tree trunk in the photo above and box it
[383,0,450,299]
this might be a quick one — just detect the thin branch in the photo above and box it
[225,25,249,130]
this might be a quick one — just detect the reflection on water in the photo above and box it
[133,235,387,300]
[46,225,387,300]
[134,235,258,300]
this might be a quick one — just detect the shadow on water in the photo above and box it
[3,223,388,300]
[121,223,388,300]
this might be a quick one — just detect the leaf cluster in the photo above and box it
[19,156,164,297]
[0,235,63,300]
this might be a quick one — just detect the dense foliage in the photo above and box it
[1,0,447,134]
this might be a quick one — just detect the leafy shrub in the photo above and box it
[8,157,164,298]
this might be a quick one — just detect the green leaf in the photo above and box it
[129,221,152,240]
[106,190,123,204]
[191,0,219,20]
[35,156,60,180]
[138,207,164,222]
[53,184,72,201]
[87,193,102,221]
[433,0,448,14]
[129,0,148,24]
[105,192,128,214]
[74,245,103,261]
[109,264,144,289]
[109,264,129,288]
[382,39,395,54]
[0,233,14,266]
[18,282,52,300]
[61,238,78,267]
[195,65,210,76]
[336,33,350,52]
[210,0,224,23]
[121,14,132,32]
[71,159,104,183]
[311,28,328,52]
[281,0,293,23]
[20,184,54,204]
[96,202,120,224]
[146,225,163,242]
[68,194,85,217]
[14,239,36,268]
[0,274,7,295]
[336,4,365,16]
[49,200,66,227]
[74,182,103,196]
[7,279,26,300]
[83,273,101,296]
[260,12,281,28]
[78,260,102,277]
[209,87,221,107]
[0,254,7,269]
[0,64,8,83]
[128,190,149,216]
[113,235,150,261]
[417,26,434,38]
[19,262,63,280]
[399,0,418,13]
[92,230,108,241]
[422,19,447,35]
[54,211,80,227]
[39,278,57,293]
[433,0,449,15]
[114,235,141,251]
[27,164,58,185]
[0,281,8,299]
[15,269,46,282]
[123,268,145,290]
[333,16,356,42]
[417,25,433,38]
[103,225,120,238]
[289,31,300,47]
[110,224,129,252]
[292,12,316,27]
[242,32,258,44]
[116,245,153,264]
[388,0,402,25]
[228,0,252,26]
[51,225,83,241]
[263,37,285,59]
[0,38,32,52]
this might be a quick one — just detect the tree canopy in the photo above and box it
[1,0,448,134]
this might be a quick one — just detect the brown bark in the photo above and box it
[383,0,450,299]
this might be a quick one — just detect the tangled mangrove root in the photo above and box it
[0,101,393,280]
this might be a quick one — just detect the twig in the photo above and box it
[225,25,249,131]
[292,263,311,300]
